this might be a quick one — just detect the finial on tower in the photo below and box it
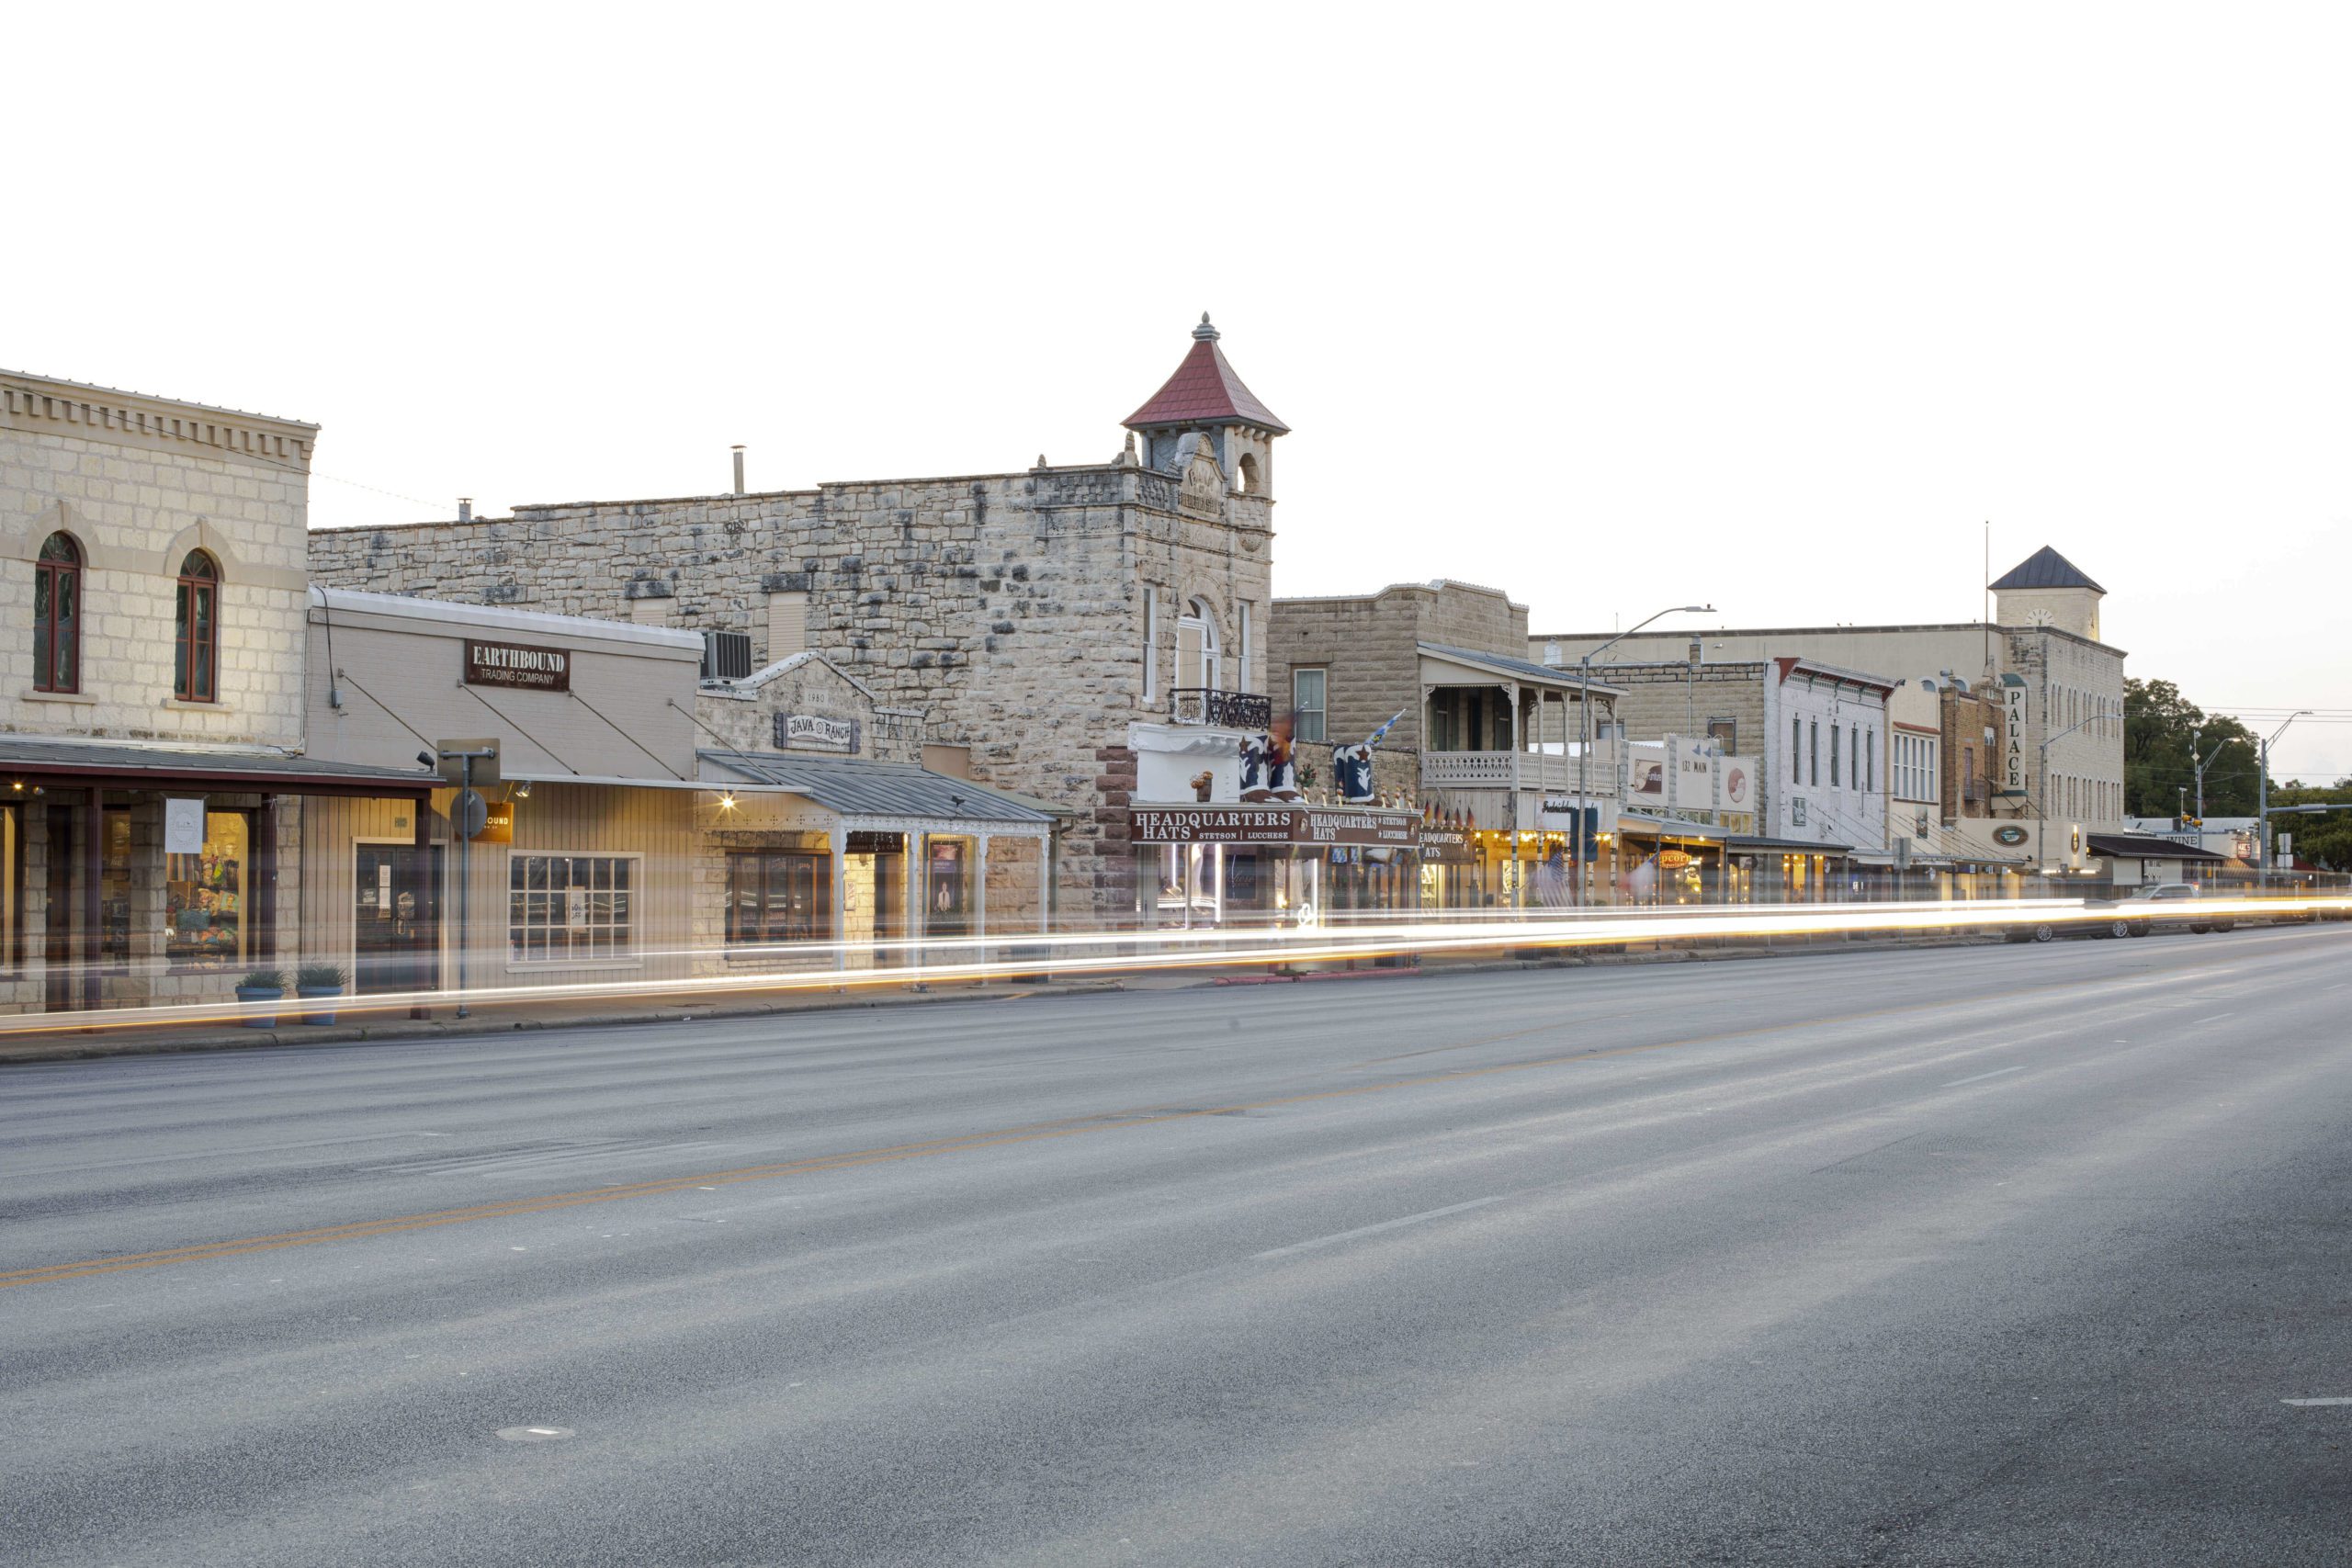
[1193,312,1220,342]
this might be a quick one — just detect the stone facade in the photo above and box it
[310,326,1287,926]
[1,371,342,1012]
[695,651,923,766]
[1533,558,2129,841]
[2,374,314,746]
[1269,580,1534,807]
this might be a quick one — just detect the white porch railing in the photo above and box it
[1422,746,1620,794]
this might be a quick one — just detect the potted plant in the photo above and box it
[295,963,350,1026]
[235,968,288,1029]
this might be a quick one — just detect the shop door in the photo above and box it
[354,843,443,996]
[44,805,76,1011]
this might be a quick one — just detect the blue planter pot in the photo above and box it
[235,987,282,1028]
[298,986,343,1026]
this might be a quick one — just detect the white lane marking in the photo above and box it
[2282,1397,2352,1407]
[2193,1013,2237,1024]
[1940,1066,2027,1089]
[1253,1196,1505,1260]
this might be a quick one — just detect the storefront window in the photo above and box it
[726,850,831,944]
[508,854,635,964]
[925,837,972,937]
[166,811,249,969]
[100,808,131,965]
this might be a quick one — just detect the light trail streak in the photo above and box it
[3,897,2345,1040]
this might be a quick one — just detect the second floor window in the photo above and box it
[33,531,83,694]
[1293,668,1327,743]
[175,551,220,703]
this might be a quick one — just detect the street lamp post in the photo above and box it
[2256,711,2313,891]
[1576,604,1716,904]
[2191,727,2243,824]
[2036,714,2100,875]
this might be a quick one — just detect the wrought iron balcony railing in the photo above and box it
[1170,688,1273,728]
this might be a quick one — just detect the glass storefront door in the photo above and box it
[355,842,443,996]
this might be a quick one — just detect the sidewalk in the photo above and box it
[0,928,2007,1066]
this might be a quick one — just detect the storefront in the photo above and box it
[1129,804,1422,928]
[0,739,432,1013]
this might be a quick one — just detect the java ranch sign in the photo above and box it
[465,639,571,693]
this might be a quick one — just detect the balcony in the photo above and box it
[1422,745,1621,795]
[1169,688,1272,729]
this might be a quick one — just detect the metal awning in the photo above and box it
[0,737,433,797]
[1417,643,1624,696]
[697,751,1057,826]
[1728,833,1856,854]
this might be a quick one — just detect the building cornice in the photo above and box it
[2,370,317,471]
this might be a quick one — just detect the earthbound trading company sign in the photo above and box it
[1129,806,1419,848]
[464,638,571,692]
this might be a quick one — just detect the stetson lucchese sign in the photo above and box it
[464,638,571,692]
[1130,805,1418,848]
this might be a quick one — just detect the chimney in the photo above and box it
[458,497,473,523]
[731,445,746,495]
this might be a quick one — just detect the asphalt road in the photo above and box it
[6,927,2352,1567]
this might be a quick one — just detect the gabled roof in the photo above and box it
[1990,546,2105,593]
[1419,642,1623,694]
[1123,316,1288,434]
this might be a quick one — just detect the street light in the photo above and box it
[1577,604,1716,904]
[2036,712,2102,873]
[2256,711,2313,890]
[2189,727,2243,824]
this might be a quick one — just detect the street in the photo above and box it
[6,927,2352,1567]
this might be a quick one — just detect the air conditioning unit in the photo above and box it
[701,630,753,682]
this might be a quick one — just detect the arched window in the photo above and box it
[33,532,83,694]
[1178,598,1221,691]
[1236,453,1261,495]
[175,550,220,703]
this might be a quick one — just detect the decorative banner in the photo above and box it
[465,638,571,692]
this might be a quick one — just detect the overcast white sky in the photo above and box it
[13,4,2349,781]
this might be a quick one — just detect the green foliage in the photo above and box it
[2122,678,2258,818]
[295,964,350,990]
[238,969,288,993]
[2269,777,2352,871]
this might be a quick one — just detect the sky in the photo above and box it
[12,4,2349,783]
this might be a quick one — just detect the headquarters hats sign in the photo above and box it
[465,639,571,692]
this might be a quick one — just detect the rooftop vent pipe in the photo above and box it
[458,497,473,523]
[731,445,746,495]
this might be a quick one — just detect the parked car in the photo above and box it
[2003,884,2235,943]
[2117,882,2233,936]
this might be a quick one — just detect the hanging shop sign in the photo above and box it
[778,713,857,752]
[1129,805,1420,848]
[465,638,571,693]
[1992,824,2030,848]
[2001,674,2029,794]
[476,799,515,844]
[1657,850,1695,869]
[1666,736,1714,811]
[1418,827,1475,863]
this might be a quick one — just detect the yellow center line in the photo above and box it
[0,956,2261,1290]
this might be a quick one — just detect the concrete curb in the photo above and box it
[0,930,2011,1066]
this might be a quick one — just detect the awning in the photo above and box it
[2086,832,2228,863]
[698,750,1057,826]
[0,737,434,797]
[1727,833,1856,854]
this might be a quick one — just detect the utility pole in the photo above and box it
[429,742,500,1018]
[2256,712,2312,892]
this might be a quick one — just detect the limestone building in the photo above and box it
[309,317,1289,926]
[1,371,427,1014]
[1532,546,2128,872]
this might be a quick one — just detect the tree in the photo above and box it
[2270,777,2352,871]
[2122,678,2258,819]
